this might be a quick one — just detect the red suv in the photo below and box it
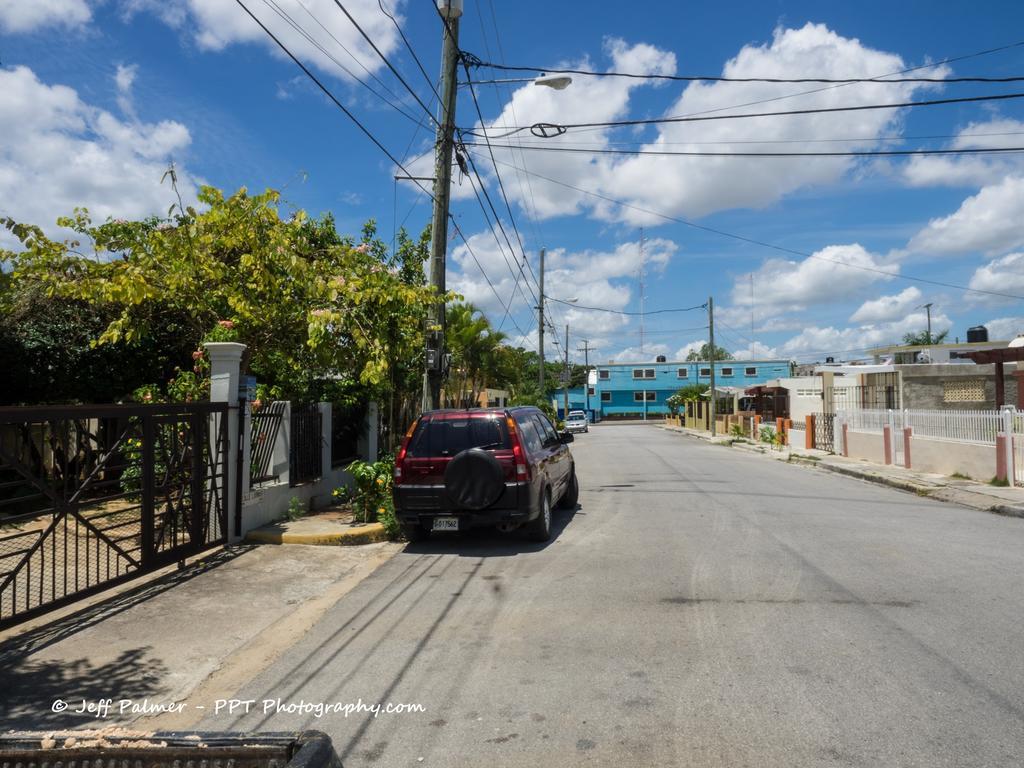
[392,406,578,542]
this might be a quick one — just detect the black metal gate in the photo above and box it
[813,412,836,453]
[289,403,322,486]
[0,403,229,628]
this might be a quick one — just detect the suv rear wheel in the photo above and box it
[401,522,429,543]
[527,489,552,542]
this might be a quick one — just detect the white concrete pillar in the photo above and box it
[205,341,246,541]
[366,401,379,462]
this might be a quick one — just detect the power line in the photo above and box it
[329,0,438,124]
[504,130,1024,148]
[377,0,442,103]
[568,38,1024,136]
[467,90,1024,139]
[233,0,523,341]
[464,57,1024,85]
[473,151,1024,303]
[462,142,1024,159]
[547,295,707,316]
[260,0,421,123]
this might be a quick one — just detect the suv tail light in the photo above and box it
[505,415,530,481]
[393,418,419,485]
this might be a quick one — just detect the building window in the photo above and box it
[677,368,688,379]
[796,388,821,398]
[632,369,644,379]
[721,367,733,377]
[633,391,656,402]
[699,367,711,377]
[745,367,757,376]
[645,368,655,379]
[601,392,611,402]
[943,379,985,402]
[599,370,610,380]
[587,387,595,396]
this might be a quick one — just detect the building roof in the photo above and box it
[596,358,790,367]
[866,340,1009,355]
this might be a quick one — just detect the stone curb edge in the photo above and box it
[245,523,389,546]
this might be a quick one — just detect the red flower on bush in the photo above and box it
[218,320,235,329]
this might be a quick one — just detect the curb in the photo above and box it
[245,522,389,546]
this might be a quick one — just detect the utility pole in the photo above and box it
[423,0,462,412]
[563,324,570,420]
[538,247,545,393]
[708,296,717,437]
[922,302,933,344]
[578,339,591,415]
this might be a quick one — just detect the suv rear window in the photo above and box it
[406,415,511,457]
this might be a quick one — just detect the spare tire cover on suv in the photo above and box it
[444,448,505,510]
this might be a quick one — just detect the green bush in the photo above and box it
[285,496,306,521]
[759,426,777,444]
[348,458,399,538]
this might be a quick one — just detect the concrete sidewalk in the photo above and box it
[661,423,1024,518]
[0,542,400,732]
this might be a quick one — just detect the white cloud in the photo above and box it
[0,0,91,32]
[968,252,1024,303]
[903,118,1024,188]
[730,243,897,314]
[981,316,1024,341]
[449,234,683,351]
[476,24,946,224]
[906,176,1024,257]
[0,66,199,246]
[610,343,670,363]
[849,286,922,323]
[778,309,952,359]
[114,63,138,119]
[730,341,779,359]
[674,340,706,359]
[123,0,404,85]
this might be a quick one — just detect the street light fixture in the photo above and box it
[460,75,574,89]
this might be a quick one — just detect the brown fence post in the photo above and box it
[883,424,892,465]
[996,433,1008,482]
[842,421,849,457]
[806,414,815,450]
[784,419,792,447]
[903,426,913,469]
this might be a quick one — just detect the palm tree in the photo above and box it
[445,303,507,407]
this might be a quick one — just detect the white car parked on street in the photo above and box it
[565,410,589,433]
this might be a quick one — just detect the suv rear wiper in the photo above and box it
[476,441,505,450]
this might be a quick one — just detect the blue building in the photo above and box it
[558,358,792,419]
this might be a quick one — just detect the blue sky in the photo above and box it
[2,0,1024,365]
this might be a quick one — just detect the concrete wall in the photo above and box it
[910,436,996,481]
[241,466,353,535]
[899,364,1019,410]
[847,430,886,464]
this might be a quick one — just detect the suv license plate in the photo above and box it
[432,517,459,532]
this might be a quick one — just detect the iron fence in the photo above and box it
[289,403,322,486]
[250,401,286,485]
[812,412,836,453]
[0,402,229,628]
[331,401,366,469]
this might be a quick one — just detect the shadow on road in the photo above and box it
[401,504,581,557]
[0,647,170,730]
[0,546,252,666]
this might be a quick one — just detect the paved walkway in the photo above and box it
[661,423,1024,518]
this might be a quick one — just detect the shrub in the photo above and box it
[730,423,745,438]
[759,426,777,444]
[285,496,306,521]
[348,458,394,523]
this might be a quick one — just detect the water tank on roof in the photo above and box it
[967,325,988,343]
[656,355,666,363]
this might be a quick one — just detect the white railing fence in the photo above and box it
[840,408,1007,445]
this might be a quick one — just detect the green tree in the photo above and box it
[0,187,443,406]
[902,329,949,346]
[686,343,733,362]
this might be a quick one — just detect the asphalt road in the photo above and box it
[201,424,1024,767]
